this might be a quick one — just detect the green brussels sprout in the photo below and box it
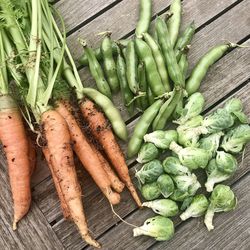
[137,143,159,163]
[175,92,205,125]
[224,98,248,124]
[204,184,237,231]
[205,152,237,192]
[144,130,178,149]
[133,216,174,241]
[221,125,250,153]
[169,141,210,170]
[199,132,224,158]
[180,194,209,221]
[180,197,194,211]
[202,108,234,134]
[172,173,201,193]
[216,151,237,174]
[141,182,161,201]
[177,116,207,147]
[157,174,175,198]
[135,160,163,184]
[170,189,190,202]
[142,199,179,217]
[162,156,190,176]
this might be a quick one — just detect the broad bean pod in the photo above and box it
[138,62,149,110]
[101,33,120,93]
[135,38,166,96]
[186,43,236,95]
[143,32,171,92]
[128,99,163,158]
[82,88,128,141]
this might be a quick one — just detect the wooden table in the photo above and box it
[0,0,250,249]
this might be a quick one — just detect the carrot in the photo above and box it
[42,109,100,248]
[90,144,125,193]
[56,101,121,205]
[28,137,36,176]
[0,95,31,230]
[80,98,142,207]
[43,147,71,219]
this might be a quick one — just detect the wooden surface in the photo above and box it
[0,0,250,249]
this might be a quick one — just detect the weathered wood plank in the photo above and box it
[55,0,119,32]
[0,157,64,250]
[152,173,250,250]
[85,84,250,250]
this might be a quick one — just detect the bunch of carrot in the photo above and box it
[0,0,141,248]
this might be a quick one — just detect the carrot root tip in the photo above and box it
[12,220,17,231]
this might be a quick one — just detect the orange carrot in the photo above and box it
[42,109,100,248]
[0,95,31,230]
[56,101,121,205]
[90,144,125,193]
[43,147,71,220]
[80,98,142,207]
[28,137,36,176]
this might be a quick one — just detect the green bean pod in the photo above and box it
[143,32,171,92]
[175,21,196,61]
[156,17,184,87]
[79,39,129,66]
[186,43,235,95]
[116,48,134,115]
[125,40,140,94]
[153,89,182,130]
[138,62,149,110]
[135,0,152,37]
[83,45,112,99]
[128,99,163,158]
[82,88,128,141]
[167,0,182,46]
[147,86,155,105]
[101,33,120,93]
[135,38,166,97]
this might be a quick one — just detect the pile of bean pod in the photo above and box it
[78,0,238,159]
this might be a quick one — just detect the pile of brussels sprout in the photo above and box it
[133,93,250,241]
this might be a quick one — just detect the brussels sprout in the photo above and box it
[180,194,209,221]
[204,185,237,231]
[205,152,237,192]
[175,92,205,125]
[141,182,161,201]
[170,189,190,202]
[221,125,250,153]
[177,116,207,147]
[144,130,178,149]
[169,141,210,170]
[224,98,248,124]
[180,197,194,211]
[162,156,190,176]
[202,108,234,134]
[135,160,163,184]
[133,216,174,241]
[157,174,175,198]
[216,151,237,174]
[172,173,201,193]
[199,132,224,158]
[142,199,179,217]
[137,143,159,163]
